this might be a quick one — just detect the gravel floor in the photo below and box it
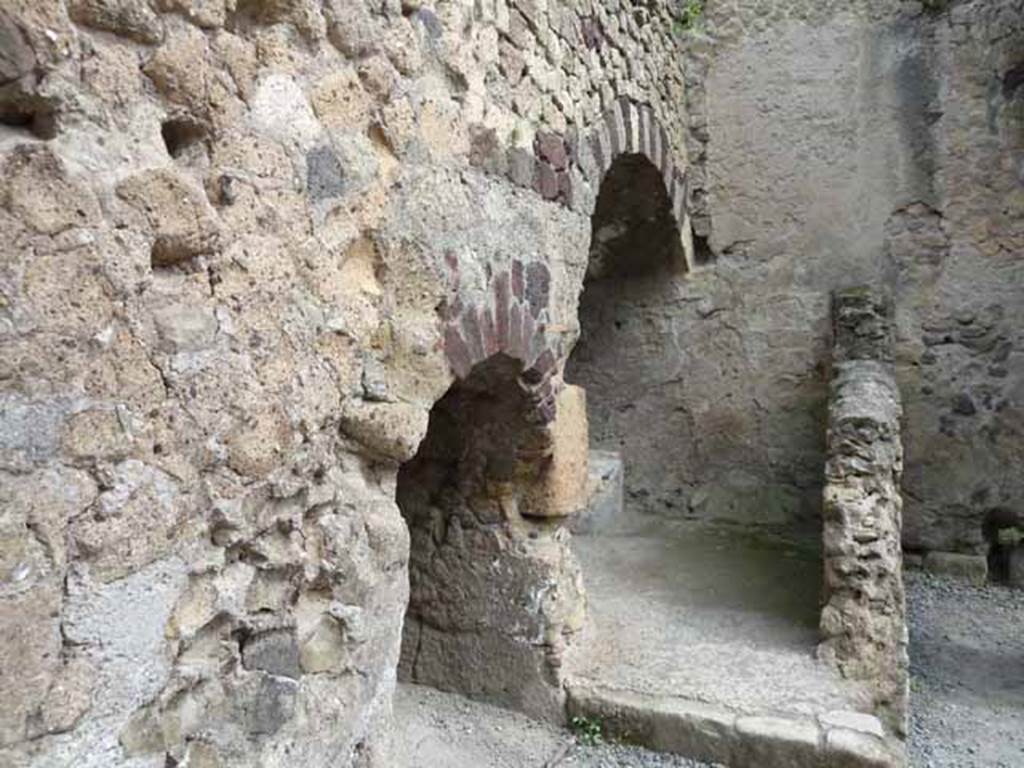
[392,683,719,767]
[562,742,720,767]
[906,571,1024,768]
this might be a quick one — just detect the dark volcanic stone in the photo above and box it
[306,145,345,202]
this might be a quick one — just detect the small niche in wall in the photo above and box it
[161,116,209,160]
[0,92,57,139]
[692,231,716,266]
[984,508,1023,585]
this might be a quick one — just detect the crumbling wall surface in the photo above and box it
[819,288,908,736]
[897,0,1024,564]
[397,361,588,722]
[0,1,688,767]
[565,153,691,515]
[658,0,1024,542]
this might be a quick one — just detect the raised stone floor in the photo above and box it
[567,518,864,715]
[563,513,901,766]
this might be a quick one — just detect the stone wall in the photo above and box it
[396,357,587,722]
[565,151,691,515]
[0,1,690,766]
[898,0,1024,565]
[644,0,1024,545]
[0,0,1020,764]
[819,288,908,736]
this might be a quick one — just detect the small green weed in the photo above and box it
[570,715,604,746]
[674,0,705,35]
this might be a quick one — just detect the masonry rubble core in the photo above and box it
[0,0,1021,767]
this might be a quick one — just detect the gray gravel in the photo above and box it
[392,683,717,767]
[906,571,1024,768]
[562,742,720,767]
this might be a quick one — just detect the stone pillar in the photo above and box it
[818,288,909,735]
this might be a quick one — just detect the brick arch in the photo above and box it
[579,97,690,271]
[525,97,691,271]
[440,253,559,424]
[445,98,691,416]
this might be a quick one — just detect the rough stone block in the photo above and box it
[444,325,472,379]
[571,450,624,534]
[242,629,301,680]
[832,288,895,363]
[238,674,298,737]
[4,146,102,235]
[923,551,988,585]
[819,710,885,738]
[525,262,551,318]
[534,160,559,200]
[0,13,35,85]
[507,301,525,360]
[70,460,187,582]
[460,308,486,362]
[469,124,507,175]
[300,615,349,674]
[534,130,567,170]
[69,0,164,44]
[507,147,534,187]
[306,145,346,202]
[566,685,736,766]
[825,727,903,768]
[0,586,62,745]
[522,385,588,518]
[153,304,218,353]
[736,715,822,768]
[339,400,428,463]
[155,0,228,29]
[117,168,220,267]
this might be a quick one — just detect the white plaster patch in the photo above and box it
[45,558,188,768]
[250,74,323,151]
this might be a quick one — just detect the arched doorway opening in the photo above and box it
[566,153,687,517]
[395,353,585,721]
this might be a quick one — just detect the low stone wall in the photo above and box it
[818,288,909,735]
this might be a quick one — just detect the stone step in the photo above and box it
[565,683,904,768]
[570,449,624,534]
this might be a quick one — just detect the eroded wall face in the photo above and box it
[899,3,1024,558]
[566,155,696,516]
[396,355,585,721]
[669,0,1024,542]
[0,1,688,766]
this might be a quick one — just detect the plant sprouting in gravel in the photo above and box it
[570,715,605,746]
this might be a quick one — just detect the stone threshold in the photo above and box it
[565,683,904,768]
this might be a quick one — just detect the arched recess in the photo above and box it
[575,97,697,270]
[395,352,586,721]
[566,149,689,516]
[514,96,697,269]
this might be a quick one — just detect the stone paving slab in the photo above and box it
[566,683,904,768]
